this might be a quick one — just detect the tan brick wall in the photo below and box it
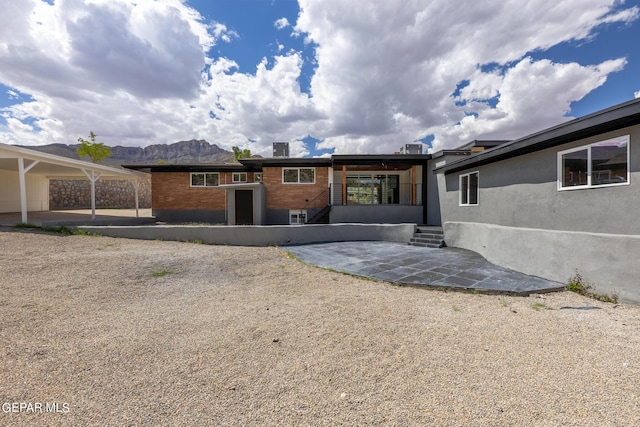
[152,172,228,210]
[263,166,330,210]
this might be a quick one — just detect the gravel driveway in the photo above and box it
[1,228,639,426]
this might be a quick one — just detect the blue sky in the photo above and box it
[0,0,638,157]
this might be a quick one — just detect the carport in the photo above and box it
[0,143,148,224]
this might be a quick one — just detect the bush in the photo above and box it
[566,270,618,304]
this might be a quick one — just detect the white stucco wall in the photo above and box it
[0,170,49,213]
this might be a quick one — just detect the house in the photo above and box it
[125,97,640,302]
[127,153,443,226]
[434,97,640,302]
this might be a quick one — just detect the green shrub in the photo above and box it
[15,223,39,229]
[566,270,618,304]
[151,268,173,277]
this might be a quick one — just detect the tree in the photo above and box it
[76,131,112,163]
[232,146,252,162]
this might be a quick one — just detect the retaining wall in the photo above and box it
[49,176,151,209]
[79,223,416,247]
[444,221,640,304]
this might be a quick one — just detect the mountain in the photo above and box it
[21,139,236,166]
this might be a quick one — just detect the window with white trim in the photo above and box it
[558,135,629,190]
[459,171,479,206]
[283,167,315,184]
[289,210,307,224]
[191,172,219,187]
[233,172,248,183]
[254,173,263,183]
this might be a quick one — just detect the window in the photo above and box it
[191,172,219,187]
[289,210,307,224]
[558,135,629,190]
[459,171,479,206]
[283,168,315,184]
[254,173,263,183]
[233,172,247,183]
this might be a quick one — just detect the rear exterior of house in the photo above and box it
[130,154,433,226]
[435,98,640,303]
[149,165,259,224]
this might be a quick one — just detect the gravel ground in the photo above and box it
[1,228,639,426]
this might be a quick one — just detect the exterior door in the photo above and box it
[235,190,253,225]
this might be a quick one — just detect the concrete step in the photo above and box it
[415,233,444,240]
[410,237,442,245]
[415,226,443,234]
[409,226,445,248]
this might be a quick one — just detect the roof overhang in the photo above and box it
[219,182,264,190]
[123,163,250,173]
[436,97,640,175]
[330,154,431,166]
[240,158,332,168]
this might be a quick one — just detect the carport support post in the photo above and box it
[82,169,102,220]
[133,178,139,217]
[17,157,39,224]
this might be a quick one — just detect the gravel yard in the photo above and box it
[1,228,639,426]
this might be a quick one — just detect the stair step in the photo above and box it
[410,226,445,248]
[408,241,441,248]
[410,237,442,245]
[415,227,443,234]
[414,233,443,240]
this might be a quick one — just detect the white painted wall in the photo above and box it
[0,170,49,213]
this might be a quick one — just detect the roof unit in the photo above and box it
[273,142,289,158]
[400,144,423,154]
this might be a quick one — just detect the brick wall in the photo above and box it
[151,171,256,210]
[263,166,330,210]
[150,169,329,212]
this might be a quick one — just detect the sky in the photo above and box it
[0,0,639,158]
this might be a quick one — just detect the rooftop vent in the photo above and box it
[273,142,290,158]
[400,144,422,154]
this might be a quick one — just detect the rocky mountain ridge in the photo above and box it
[21,139,235,166]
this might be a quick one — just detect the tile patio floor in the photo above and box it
[285,241,564,295]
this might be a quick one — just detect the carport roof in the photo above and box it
[0,143,147,179]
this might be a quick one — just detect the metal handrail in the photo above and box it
[301,187,331,211]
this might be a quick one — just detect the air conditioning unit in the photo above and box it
[400,144,422,154]
[273,142,289,158]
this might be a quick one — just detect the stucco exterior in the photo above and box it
[439,125,640,234]
[438,123,640,302]
[0,170,49,213]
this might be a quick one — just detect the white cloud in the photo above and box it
[295,0,638,153]
[0,0,638,157]
[274,17,290,30]
[429,57,627,150]
[635,90,640,99]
